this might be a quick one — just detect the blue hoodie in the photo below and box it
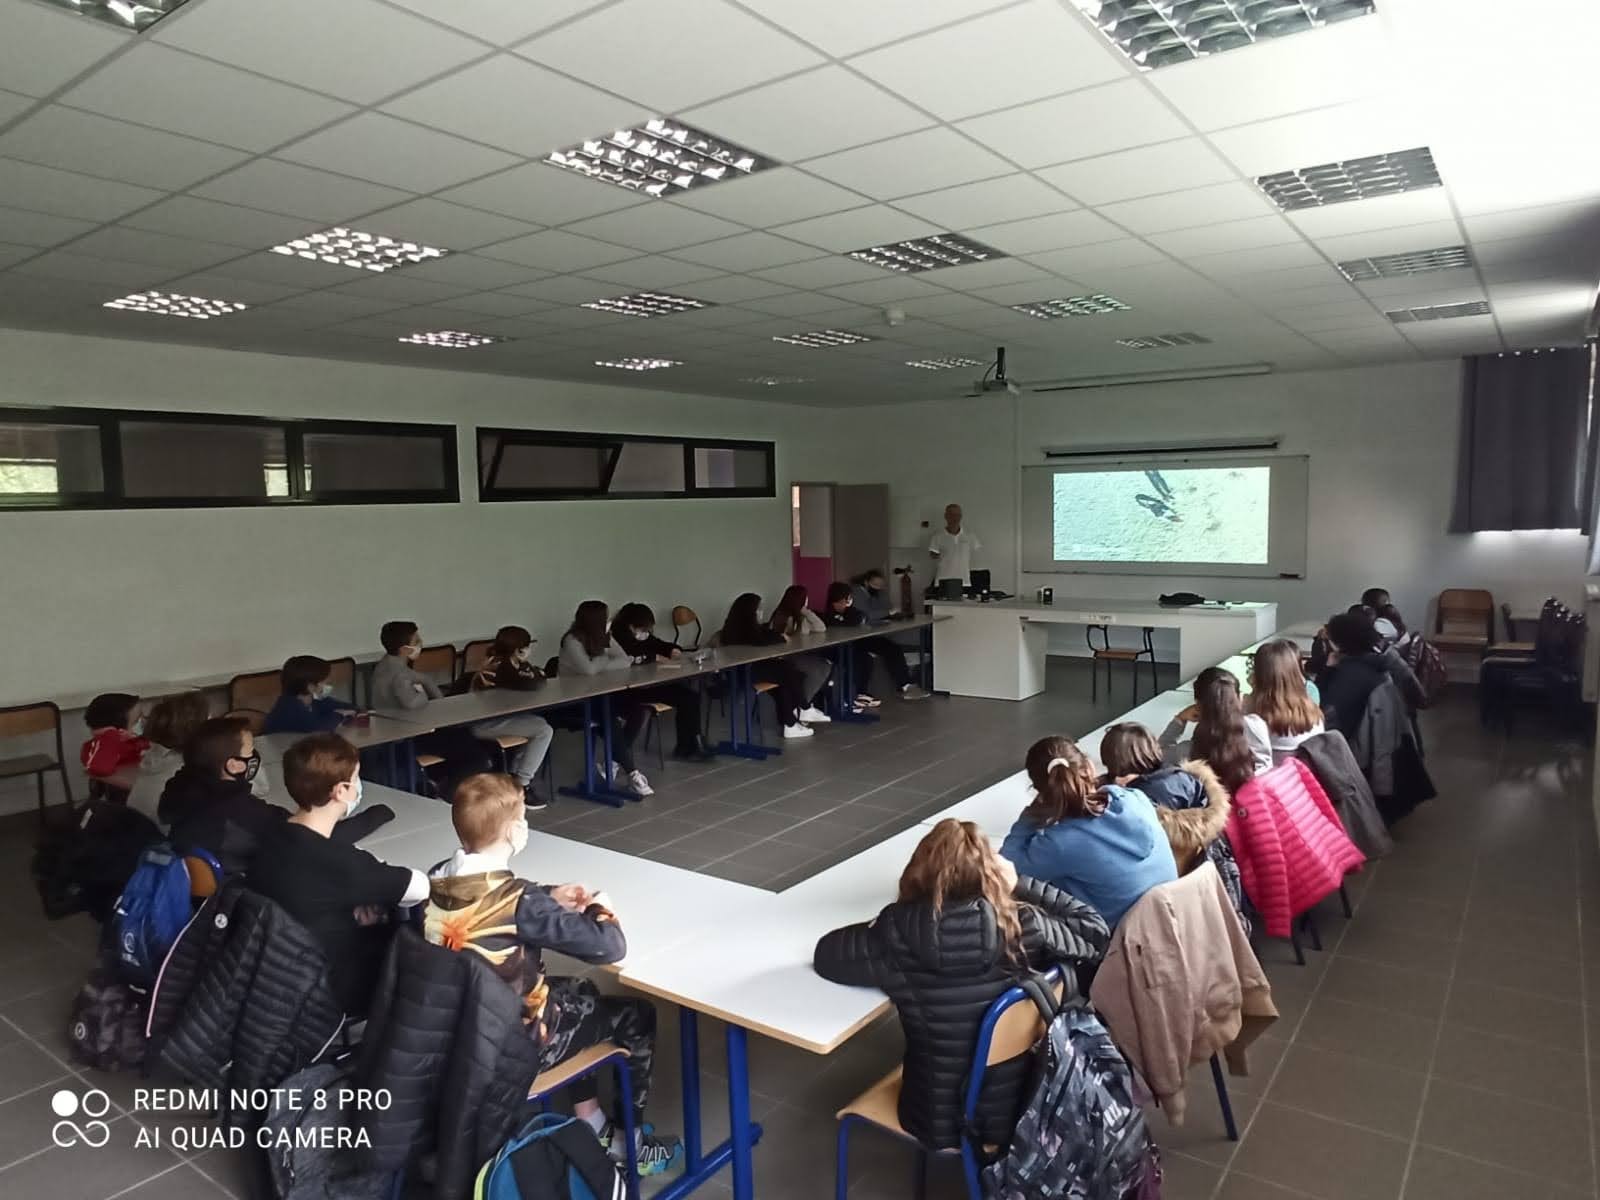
[263,693,345,735]
[1000,783,1178,928]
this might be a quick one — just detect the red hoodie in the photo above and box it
[81,727,150,779]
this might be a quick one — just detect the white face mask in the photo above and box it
[512,648,529,664]
[318,682,334,699]
[632,628,650,641]
[508,819,529,855]
[755,608,766,623]
[343,775,363,815]
[400,643,420,660]
[131,718,146,737]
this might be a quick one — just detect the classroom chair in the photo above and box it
[670,605,703,649]
[228,668,280,714]
[183,847,225,900]
[639,701,673,769]
[462,638,494,675]
[0,700,73,824]
[413,643,457,687]
[326,656,358,705]
[1489,602,1536,657]
[1086,625,1157,704]
[224,708,266,735]
[1431,588,1494,657]
[527,1042,641,1199]
[834,972,1064,1200]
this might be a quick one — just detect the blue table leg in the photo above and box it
[559,696,629,808]
[835,641,877,725]
[717,665,775,760]
[653,1012,763,1200]
[727,1024,755,1200]
[681,1011,703,1172]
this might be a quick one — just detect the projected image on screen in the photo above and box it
[1052,466,1271,564]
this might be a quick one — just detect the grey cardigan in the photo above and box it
[370,654,441,711]
[560,632,631,675]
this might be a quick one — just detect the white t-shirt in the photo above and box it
[929,525,980,582]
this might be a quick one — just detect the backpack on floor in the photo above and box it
[110,844,196,987]
[68,964,148,1072]
[982,982,1151,1200]
[32,799,161,922]
[1403,637,1448,705]
[474,1112,624,1200]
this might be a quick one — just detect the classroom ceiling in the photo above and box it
[1,0,1597,406]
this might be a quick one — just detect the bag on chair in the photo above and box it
[109,843,195,987]
[982,981,1151,1200]
[473,1112,624,1200]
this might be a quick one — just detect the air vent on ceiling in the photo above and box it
[1116,332,1212,349]
[1386,300,1491,323]
[1257,146,1441,211]
[1337,245,1473,281]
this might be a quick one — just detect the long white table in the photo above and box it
[929,596,1277,700]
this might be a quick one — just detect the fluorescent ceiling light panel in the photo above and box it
[848,234,1007,274]
[1071,0,1375,70]
[1257,146,1441,212]
[1013,294,1131,319]
[102,291,248,320]
[1336,245,1473,282]
[906,357,986,370]
[41,0,193,31]
[581,291,712,318]
[547,118,775,199]
[741,376,813,386]
[1386,300,1491,323]
[772,329,875,347]
[1116,332,1212,349]
[396,330,507,348]
[596,357,681,371]
[269,227,448,273]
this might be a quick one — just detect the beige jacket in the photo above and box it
[1088,861,1276,1123]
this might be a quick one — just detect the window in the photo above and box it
[0,407,458,510]
[478,428,775,502]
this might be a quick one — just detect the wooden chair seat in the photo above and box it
[1433,633,1488,651]
[1487,640,1535,656]
[753,681,778,694]
[416,753,444,768]
[183,855,220,899]
[529,1041,629,1096]
[836,1067,906,1131]
[0,752,56,779]
[491,735,528,749]
[1092,648,1142,661]
[645,701,674,713]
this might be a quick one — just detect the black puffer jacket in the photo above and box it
[813,877,1108,1149]
[352,926,542,1200]
[148,880,343,1122]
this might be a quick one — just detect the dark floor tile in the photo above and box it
[1333,924,1458,975]
[1429,1022,1589,1111]
[1452,940,1582,1004]
[120,1163,238,1199]
[1157,1149,1224,1200]
[1403,1145,1593,1200]
[1417,1079,1593,1191]
[638,842,724,870]
[695,858,781,888]
[1152,1082,1263,1166]
[1443,981,1585,1053]
[1294,995,1438,1074]
[1465,911,1582,963]
[0,1039,71,1106]
[722,837,818,873]
[1265,1042,1426,1135]
[715,809,806,840]
[1229,1102,1410,1200]
[772,818,863,853]
[1215,1173,1321,1199]
[1344,892,1462,943]
[0,1080,77,1171]
[1316,956,1450,1022]
[0,1113,180,1199]
[673,826,769,859]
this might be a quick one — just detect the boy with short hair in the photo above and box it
[248,733,428,1015]
[423,773,682,1176]
[81,692,150,792]
[263,656,356,735]
[369,621,497,791]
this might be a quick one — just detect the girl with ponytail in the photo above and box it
[1001,735,1177,927]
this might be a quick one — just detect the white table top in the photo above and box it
[930,596,1272,618]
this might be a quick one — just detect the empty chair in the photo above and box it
[671,605,702,648]
[411,643,457,687]
[1086,625,1157,703]
[227,668,279,714]
[1431,588,1494,658]
[0,700,73,822]
[462,638,495,675]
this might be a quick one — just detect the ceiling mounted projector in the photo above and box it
[968,346,1021,397]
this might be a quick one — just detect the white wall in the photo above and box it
[831,360,1588,650]
[0,328,837,709]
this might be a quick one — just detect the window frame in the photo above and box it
[0,406,459,511]
[477,427,775,502]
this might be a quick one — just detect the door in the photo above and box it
[831,484,890,582]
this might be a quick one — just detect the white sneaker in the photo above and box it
[781,722,815,740]
[627,769,654,796]
[798,705,832,724]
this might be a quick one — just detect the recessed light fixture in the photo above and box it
[1070,0,1375,70]
[396,330,507,349]
[1257,146,1440,212]
[1386,300,1491,323]
[102,291,247,320]
[772,329,875,348]
[268,227,448,273]
[1116,332,1212,349]
[848,234,1007,274]
[1337,245,1473,282]
[547,118,775,199]
[41,0,194,32]
[906,357,986,370]
[1013,294,1131,319]
[741,375,813,386]
[596,357,681,371]
[581,291,712,319]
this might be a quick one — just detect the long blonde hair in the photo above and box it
[1248,639,1322,736]
[899,819,1023,957]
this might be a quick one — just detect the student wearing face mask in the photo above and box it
[422,773,683,1176]
[717,591,816,739]
[453,625,561,802]
[370,622,499,795]
[609,604,715,761]
[248,733,428,1015]
[826,578,929,705]
[262,655,359,735]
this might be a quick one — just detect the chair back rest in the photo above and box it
[463,639,494,674]
[414,644,457,683]
[228,669,280,713]
[1435,589,1493,638]
[0,700,62,740]
[223,708,266,735]
[325,656,357,703]
[184,851,223,899]
[961,968,1064,1122]
[672,605,702,648]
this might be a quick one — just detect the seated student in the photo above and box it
[824,578,928,705]
[1160,666,1272,780]
[1001,735,1177,928]
[453,624,561,800]
[1246,639,1325,762]
[608,605,715,761]
[560,601,653,796]
[1315,609,1427,739]
[717,592,815,740]
[767,585,834,722]
[369,620,499,795]
[248,732,429,1015]
[81,692,150,796]
[262,655,358,735]
[813,817,1108,1151]
[422,774,684,1176]
[1360,588,1404,646]
[128,691,225,828]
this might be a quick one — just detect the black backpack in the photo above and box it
[33,799,161,922]
[981,981,1151,1200]
[68,963,148,1072]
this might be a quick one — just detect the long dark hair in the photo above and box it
[719,592,764,645]
[770,584,809,633]
[1022,736,1108,825]
[1190,667,1255,793]
[566,600,611,658]
[825,581,853,609]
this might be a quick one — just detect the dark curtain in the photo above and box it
[1450,348,1594,532]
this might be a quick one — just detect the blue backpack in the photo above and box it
[473,1113,624,1200]
[110,845,199,987]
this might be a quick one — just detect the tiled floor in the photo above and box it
[1,664,1596,1200]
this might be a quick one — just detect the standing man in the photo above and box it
[928,503,981,589]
